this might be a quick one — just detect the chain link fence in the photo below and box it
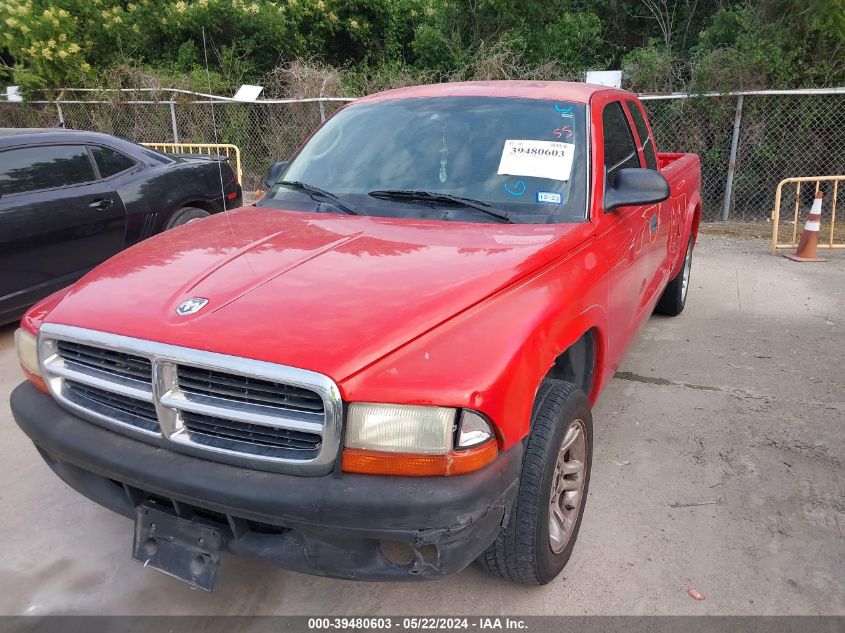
[0,93,348,193]
[2,88,843,221]
[642,90,845,223]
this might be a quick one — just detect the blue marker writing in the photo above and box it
[555,104,574,118]
[504,180,526,196]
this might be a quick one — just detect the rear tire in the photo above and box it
[477,379,592,584]
[654,237,693,316]
[165,206,210,229]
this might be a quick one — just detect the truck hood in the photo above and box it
[46,207,593,382]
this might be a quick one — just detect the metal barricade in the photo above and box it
[771,175,844,255]
[141,142,243,186]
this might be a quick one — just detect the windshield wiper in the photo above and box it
[276,181,360,216]
[368,190,513,224]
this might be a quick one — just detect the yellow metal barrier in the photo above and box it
[771,175,844,255]
[141,142,243,186]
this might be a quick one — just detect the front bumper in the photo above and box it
[10,382,522,581]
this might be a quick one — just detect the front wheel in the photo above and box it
[477,379,593,584]
[654,237,693,316]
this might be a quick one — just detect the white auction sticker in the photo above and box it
[497,140,574,182]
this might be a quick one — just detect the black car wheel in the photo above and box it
[165,206,210,229]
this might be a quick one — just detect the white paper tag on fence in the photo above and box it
[497,140,574,182]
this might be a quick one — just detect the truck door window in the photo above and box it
[0,145,97,195]
[626,101,658,171]
[602,102,640,188]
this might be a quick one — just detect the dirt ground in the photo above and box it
[0,234,842,616]
[701,219,845,246]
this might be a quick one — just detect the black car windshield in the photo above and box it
[259,96,588,224]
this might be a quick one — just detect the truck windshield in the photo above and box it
[260,96,588,224]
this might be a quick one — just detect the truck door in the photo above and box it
[0,144,128,319]
[591,99,655,370]
[625,100,672,310]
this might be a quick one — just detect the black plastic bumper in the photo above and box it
[10,382,522,581]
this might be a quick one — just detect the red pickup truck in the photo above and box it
[11,81,701,589]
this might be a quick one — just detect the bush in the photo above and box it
[1,0,842,95]
[1,0,94,89]
[622,42,686,93]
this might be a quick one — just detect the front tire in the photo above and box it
[654,237,693,316]
[165,206,210,229]
[478,379,593,584]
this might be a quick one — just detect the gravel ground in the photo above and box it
[0,234,842,616]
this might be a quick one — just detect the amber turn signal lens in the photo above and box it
[23,367,49,394]
[342,439,498,476]
[15,328,48,394]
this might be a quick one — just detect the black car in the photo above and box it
[0,128,242,324]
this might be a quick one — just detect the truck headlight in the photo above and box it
[345,403,456,454]
[342,404,497,476]
[15,328,48,393]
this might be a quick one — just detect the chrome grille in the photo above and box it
[57,340,152,383]
[66,380,160,434]
[176,366,324,413]
[38,324,342,474]
[181,410,321,459]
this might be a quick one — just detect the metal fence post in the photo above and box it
[169,97,179,143]
[721,94,744,222]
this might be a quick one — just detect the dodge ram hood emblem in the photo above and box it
[176,297,209,316]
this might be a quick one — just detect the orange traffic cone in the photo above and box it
[784,191,827,262]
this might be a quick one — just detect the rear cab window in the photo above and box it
[601,101,640,190]
[90,145,136,178]
[626,101,658,171]
[0,145,97,196]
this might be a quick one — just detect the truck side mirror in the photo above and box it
[265,161,289,188]
[604,168,670,212]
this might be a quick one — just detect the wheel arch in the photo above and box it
[687,191,702,246]
[691,201,702,245]
[156,199,216,232]
[534,304,609,422]
[543,329,599,402]
[176,199,217,214]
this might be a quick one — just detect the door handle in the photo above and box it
[89,198,114,211]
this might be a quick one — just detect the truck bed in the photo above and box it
[657,152,692,171]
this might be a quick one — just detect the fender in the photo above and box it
[675,191,702,277]
[687,190,702,243]
[340,241,611,450]
[666,184,701,279]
